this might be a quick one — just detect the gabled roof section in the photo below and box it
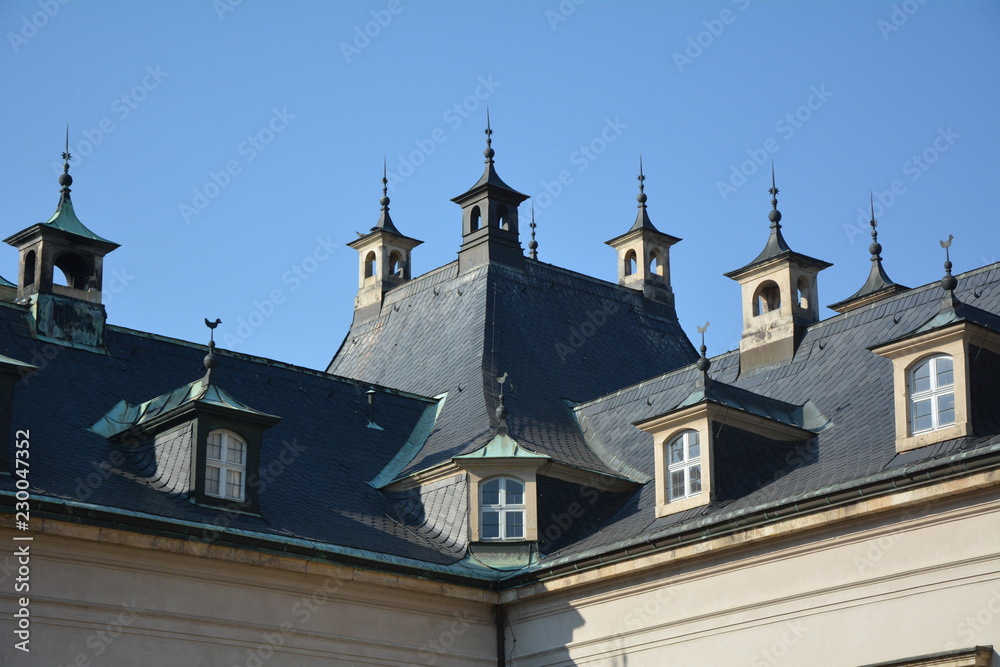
[670,378,830,434]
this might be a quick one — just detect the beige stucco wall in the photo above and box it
[0,521,496,666]
[504,484,1000,666]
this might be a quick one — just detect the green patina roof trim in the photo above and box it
[453,432,549,460]
[89,378,279,439]
[674,380,829,434]
[370,393,447,488]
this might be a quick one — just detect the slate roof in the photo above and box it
[0,306,484,570]
[537,263,1000,567]
[328,258,699,480]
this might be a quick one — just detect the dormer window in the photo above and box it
[480,476,525,540]
[909,354,955,434]
[667,430,702,501]
[205,429,247,501]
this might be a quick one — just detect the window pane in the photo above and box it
[938,392,955,426]
[505,511,524,538]
[481,480,500,506]
[688,439,700,460]
[912,398,932,432]
[689,465,702,494]
[481,511,500,538]
[669,439,684,464]
[505,479,523,505]
[226,470,243,499]
[205,465,220,495]
[207,436,222,461]
[936,359,954,388]
[227,440,245,465]
[911,360,931,394]
[670,470,685,500]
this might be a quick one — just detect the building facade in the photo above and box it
[1,132,998,666]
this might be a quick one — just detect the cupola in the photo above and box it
[723,166,830,374]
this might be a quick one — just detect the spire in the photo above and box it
[940,235,959,311]
[495,371,509,437]
[202,318,221,386]
[59,124,73,203]
[695,322,711,389]
[528,204,538,260]
[828,195,908,313]
[371,157,402,234]
[768,161,781,227]
[484,107,494,163]
[628,155,659,233]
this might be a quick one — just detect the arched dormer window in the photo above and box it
[666,430,701,501]
[470,206,481,232]
[23,250,36,287]
[624,249,637,277]
[649,250,663,277]
[480,476,525,540]
[364,251,376,279]
[205,430,247,501]
[388,251,403,278]
[797,276,810,309]
[497,205,509,231]
[909,354,955,434]
[54,252,91,290]
[753,280,781,316]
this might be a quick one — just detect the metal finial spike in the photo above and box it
[380,157,390,210]
[638,155,645,191]
[528,204,538,260]
[769,162,778,200]
[62,124,71,167]
[485,108,493,145]
[869,193,877,231]
[695,322,711,379]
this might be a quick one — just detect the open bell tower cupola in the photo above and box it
[451,113,529,273]
[605,158,681,306]
[347,162,422,323]
[3,137,119,349]
[723,166,830,374]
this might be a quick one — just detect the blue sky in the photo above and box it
[3,0,998,369]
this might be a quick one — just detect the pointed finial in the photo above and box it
[637,155,647,207]
[940,235,957,293]
[202,318,222,384]
[495,371,509,435]
[483,108,495,162]
[380,156,390,211]
[528,204,538,260]
[768,162,781,226]
[695,322,711,370]
[59,124,73,195]
[868,193,882,261]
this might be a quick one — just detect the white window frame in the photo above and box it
[205,430,246,502]
[479,476,525,541]
[666,430,702,501]
[908,354,956,435]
